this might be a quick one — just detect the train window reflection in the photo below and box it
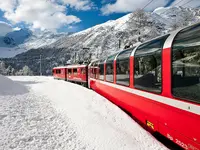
[93,61,99,79]
[116,49,132,86]
[98,60,104,80]
[106,53,118,82]
[106,63,113,82]
[134,35,168,93]
[172,24,200,103]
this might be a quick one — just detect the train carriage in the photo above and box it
[52,66,67,80]
[66,64,88,87]
[88,23,200,150]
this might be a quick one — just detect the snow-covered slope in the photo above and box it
[23,30,68,50]
[0,29,67,58]
[6,29,32,45]
[47,6,200,61]
[153,7,200,27]
[0,28,31,48]
[0,74,28,95]
[0,29,32,58]
[0,75,168,150]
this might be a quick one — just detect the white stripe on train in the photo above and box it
[90,78,200,116]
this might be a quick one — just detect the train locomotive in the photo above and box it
[53,22,200,150]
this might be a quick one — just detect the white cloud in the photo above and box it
[0,21,13,36]
[61,0,94,10]
[101,0,170,15]
[0,0,17,13]
[0,0,81,31]
[101,0,200,15]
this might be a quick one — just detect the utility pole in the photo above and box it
[119,39,121,49]
[74,52,77,63]
[40,55,42,76]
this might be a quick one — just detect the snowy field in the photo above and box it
[0,75,168,150]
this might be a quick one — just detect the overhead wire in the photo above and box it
[119,0,156,29]
[113,0,156,50]
[158,0,196,15]
[142,0,155,10]
[118,0,197,29]
[116,0,198,49]
[171,0,188,7]
[181,0,195,7]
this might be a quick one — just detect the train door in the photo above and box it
[88,63,93,88]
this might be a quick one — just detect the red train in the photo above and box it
[52,66,68,80]
[53,64,88,86]
[53,22,200,150]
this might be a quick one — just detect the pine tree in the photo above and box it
[22,65,33,76]
[6,66,12,75]
[15,65,33,76]
[0,61,7,75]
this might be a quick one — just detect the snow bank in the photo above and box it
[0,75,28,95]
[2,76,167,150]
[26,76,167,150]
[0,91,87,150]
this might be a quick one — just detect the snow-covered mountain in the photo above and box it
[0,29,67,58]
[23,30,68,50]
[6,29,32,45]
[46,6,200,61]
[1,6,200,59]
[1,6,200,75]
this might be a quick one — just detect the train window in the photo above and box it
[81,68,86,74]
[93,61,99,79]
[61,69,64,74]
[73,68,77,75]
[56,69,61,74]
[68,69,72,74]
[106,53,117,82]
[134,35,169,93]
[116,49,133,86]
[90,62,94,78]
[98,60,105,80]
[172,24,200,103]
[90,61,97,78]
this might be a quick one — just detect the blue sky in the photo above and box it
[59,7,126,32]
[0,0,200,33]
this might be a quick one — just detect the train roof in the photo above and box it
[53,66,68,69]
[66,64,87,69]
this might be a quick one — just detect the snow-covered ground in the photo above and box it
[0,75,168,150]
